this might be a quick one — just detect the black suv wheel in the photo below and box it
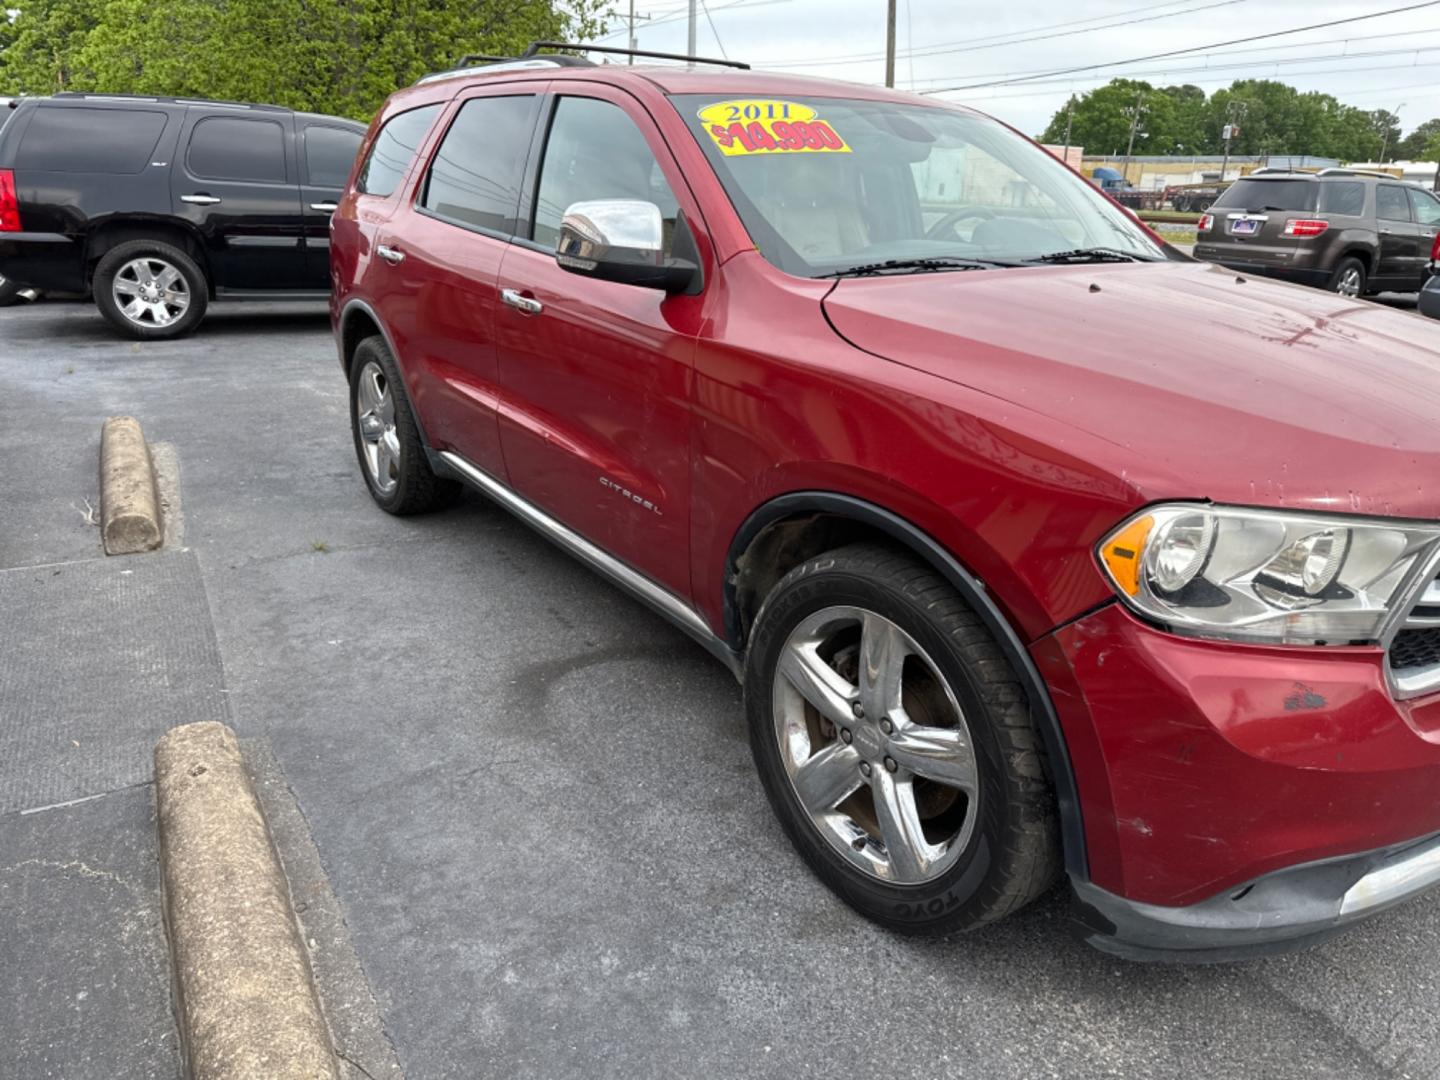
[744,543,1059,935]
[93,239,209,339]
[1330,257,1367,298]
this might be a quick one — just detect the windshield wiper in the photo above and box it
[819,257,1006,279]
[1024,247,1154,265]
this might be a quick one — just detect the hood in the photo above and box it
[823,260,1440,520]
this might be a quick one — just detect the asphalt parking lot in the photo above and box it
[3,296,1440,1080]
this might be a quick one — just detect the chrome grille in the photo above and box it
[1389,571,1440,698]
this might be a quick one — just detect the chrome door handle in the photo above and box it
[376,244,405,265]
[181,194,221,205]
[501,288,543,315]
[310,201,339,212]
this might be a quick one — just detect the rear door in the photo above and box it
[1376,183,1421,288]
[369,84,545,480]
[299,121,364,288]
[171,109,306,291]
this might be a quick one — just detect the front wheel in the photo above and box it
[93,239,208,339]
[744,544,1059,935]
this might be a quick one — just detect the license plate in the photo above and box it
[1231,219,1259,235]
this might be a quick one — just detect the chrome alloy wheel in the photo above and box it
[355,360,401,496]
[1335,267,1363,297]
[112,257,190,327]
[772,605,980,885]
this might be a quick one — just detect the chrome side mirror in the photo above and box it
[555,199,700,294]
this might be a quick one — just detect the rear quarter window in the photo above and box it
[1213,178,1317,213]
[304,125,363,188]
[17,106,167,174]
[357,104,441,198]
[1319,182,1365,216]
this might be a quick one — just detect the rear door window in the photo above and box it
[1319,182,1365,216]
[420,95,538,235]
[357,105,440,197]
[187,116,287,183]
[17,107,167,174]
[1409,188,1440,227]
[1212,178,1316,213]
[1377,184,1413,222]
[304,125,362,188]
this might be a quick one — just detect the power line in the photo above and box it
[699,0,728,59]
[589,0,792,41]
[761,0,1218,66]
[921,0,1440,94]
[759,0,1245,69]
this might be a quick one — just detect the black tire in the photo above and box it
[1174,197,1190,213]
[348,335,459,515]
[744,543,1059,936]
[0,274,24,307]
[1329,256,1367,298]
[93,239,208,339]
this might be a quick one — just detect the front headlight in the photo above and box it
[1097,504,1440,644]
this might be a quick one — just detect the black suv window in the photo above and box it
[1377,184,1412,222]
[1409,188,1440,227]
[17,107,167,174]
[188,116,287,183]
[1319,181,1365,217]
[532,96,680,252]
[357,105,440,198]
[304,125,362,188]
[1212,178,1316,213]
[421,95,537,235]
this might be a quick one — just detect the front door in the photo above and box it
[1376,183,1421,289]
[1410,188,1440,287]
[493,87,709,600]
[299,122,364,289]
[171,110,306,291]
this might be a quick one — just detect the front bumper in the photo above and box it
[1033,602,1440,958]
[1073,830,1440,962]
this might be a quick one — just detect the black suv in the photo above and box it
[1192,168,1440,298]
[0,93,365,337]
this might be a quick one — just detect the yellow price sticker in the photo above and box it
[697,99,851,157]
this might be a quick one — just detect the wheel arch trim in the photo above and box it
[337,296,439,459]
[725,490,1089,883]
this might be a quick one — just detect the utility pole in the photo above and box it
[1061,97,1075,165]
[1120,91,1147,185]
[626,0,652,63]
[688,0,698,57]
[1218,100,1247,182]
[885,0,897,89]
[1378,103,1406,164]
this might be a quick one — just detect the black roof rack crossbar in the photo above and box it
[522,40,750,70]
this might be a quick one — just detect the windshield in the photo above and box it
[1212,178,1318,213]
[670,94,1161,277]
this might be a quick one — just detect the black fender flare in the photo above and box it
[726,491,1090,883]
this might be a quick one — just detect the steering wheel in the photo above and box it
[926,206,996,242]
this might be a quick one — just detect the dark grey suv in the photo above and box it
[1192,169,1440,297]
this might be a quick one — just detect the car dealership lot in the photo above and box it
[4,300,1440,1079]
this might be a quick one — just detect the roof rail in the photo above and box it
[416,52,595,86]
[522,40,749,70]
[1319,167,1396,180]
[49,90,290,112]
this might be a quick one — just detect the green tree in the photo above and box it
[1039,79,1172,156]
[0,0,610,119]
[1397,118,1440,160]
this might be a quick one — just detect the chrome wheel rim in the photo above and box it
[355,360,400,495]
[772,605,980,885]
[1335,268,1362,297]
[112,257,190,326]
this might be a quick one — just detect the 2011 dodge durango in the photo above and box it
[330,43,1440,961]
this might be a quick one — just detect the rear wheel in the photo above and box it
[0,274,22,307]
[93,239,208,339]
[744,544,1059,935]
[1330,257,1366,298]
[349,335,458,515]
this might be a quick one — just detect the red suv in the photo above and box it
[331,44,1440,961]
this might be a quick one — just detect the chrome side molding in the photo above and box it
[437,451,742,679]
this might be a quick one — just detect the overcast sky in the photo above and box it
[590,0,1440,138]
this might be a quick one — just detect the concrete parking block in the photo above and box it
[155,721,338,1080]
[100,416,162,555]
